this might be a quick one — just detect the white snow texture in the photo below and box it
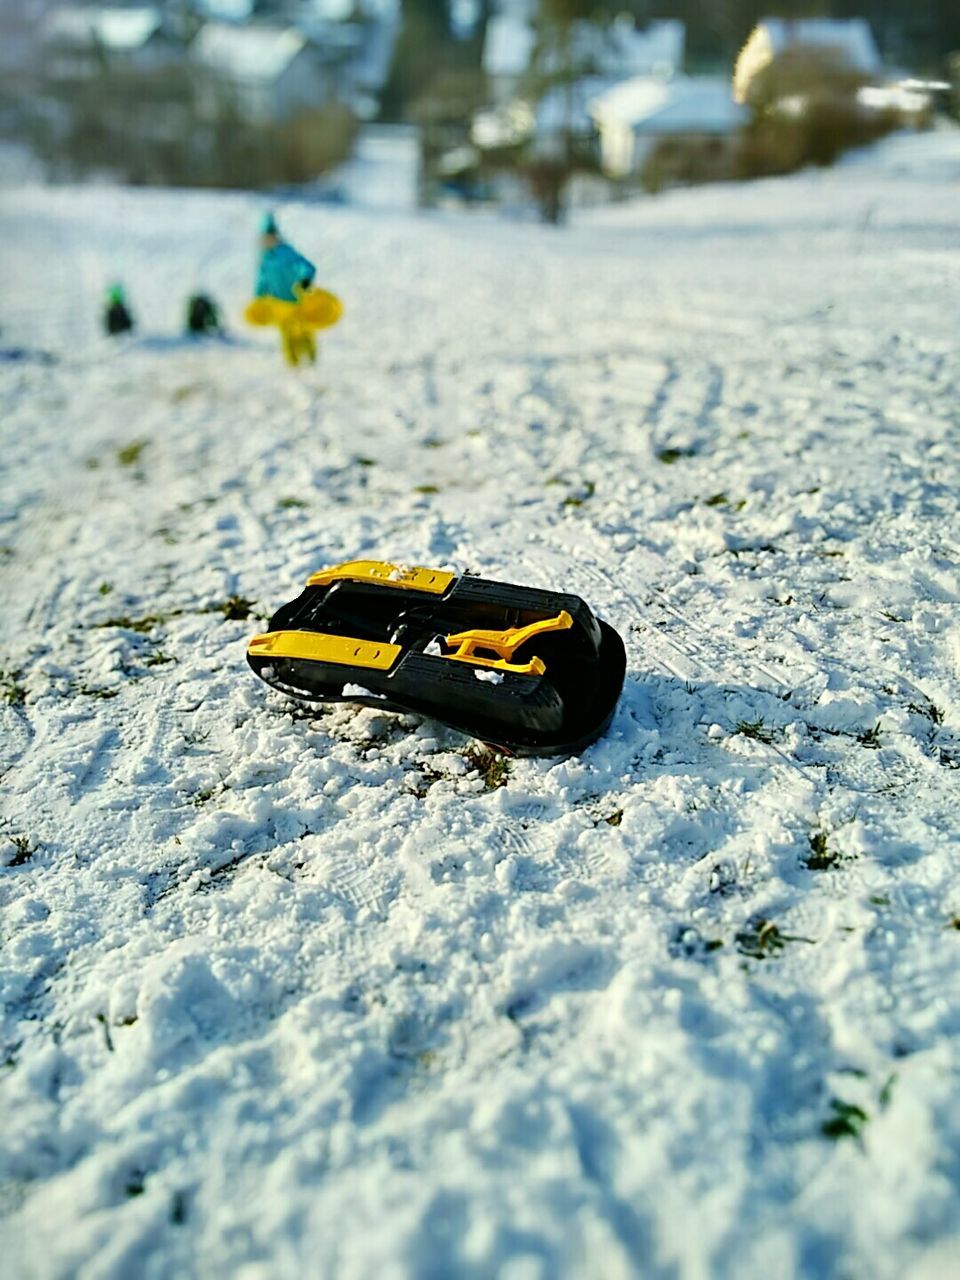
[3,129,960,1279]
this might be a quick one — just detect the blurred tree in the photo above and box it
[522,0,620,222]
[380,0,455,120]
[539,0,611,24]
[832,0,960,68]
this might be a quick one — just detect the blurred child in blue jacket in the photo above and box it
[256,212,316,302]
[255,212,319,365]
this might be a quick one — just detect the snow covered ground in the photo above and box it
[3,128,960,1278]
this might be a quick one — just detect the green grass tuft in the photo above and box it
[96,613,178,634]
[563,481,595,507]
[1,667,26,705]
[144,650,175,668]
[467,746,508,791]
[656,446,696,465]
[117,440,148,467]
[822,1098,868,1141]
[879,1073,897,1109]
[7,833,35,866]
[736,917,814,960]
[805,829,843,871]
[216,595,255,622]
[735,719,777,744]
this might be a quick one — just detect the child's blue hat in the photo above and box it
[260,211,279,235]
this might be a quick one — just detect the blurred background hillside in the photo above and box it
[2,0,959,218]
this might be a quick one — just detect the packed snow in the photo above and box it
[3,127,960,1278]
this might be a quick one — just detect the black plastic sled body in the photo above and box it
[248,561,625,756]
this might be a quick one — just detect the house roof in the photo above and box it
[589,75,748,136]
[585,18,685,77]
[759,18,881,72]
[192,23,308,81]
[43,6,163,50]
[536,17,685,79]
[484,11,685,82]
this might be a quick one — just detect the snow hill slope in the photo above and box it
[3,128,960,1279]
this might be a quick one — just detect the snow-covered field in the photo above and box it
[3,129,960,1279]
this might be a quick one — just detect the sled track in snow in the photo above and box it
[528,527,797,696]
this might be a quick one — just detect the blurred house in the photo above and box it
[191,22,333,122]
[41,6,183,81]
[189,2,396,125]
[486,15,688,158]
[589,76,748,179]
[297,0,400,119]
[483,9,685,104]
[33,5,197,182]
[543,15,685,82]
[542,26,684,159]
[734,19,882,105]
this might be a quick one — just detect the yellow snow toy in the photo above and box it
[245,288,343,367]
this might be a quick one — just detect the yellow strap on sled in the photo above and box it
[248,630,400,670]
[441,610,572,677]
[307,560,454,595]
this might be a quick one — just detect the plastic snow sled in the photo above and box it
[244,288,343,332]
[247,560,626,756]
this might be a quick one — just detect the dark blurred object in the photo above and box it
[525,157,570,225]
[103,284,134,336]
[185,294,223,337]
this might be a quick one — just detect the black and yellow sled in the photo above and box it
[248,560,625,756]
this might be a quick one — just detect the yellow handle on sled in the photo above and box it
[441,611,572,676]
[248,629,399,670]
[307,561,454,595]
